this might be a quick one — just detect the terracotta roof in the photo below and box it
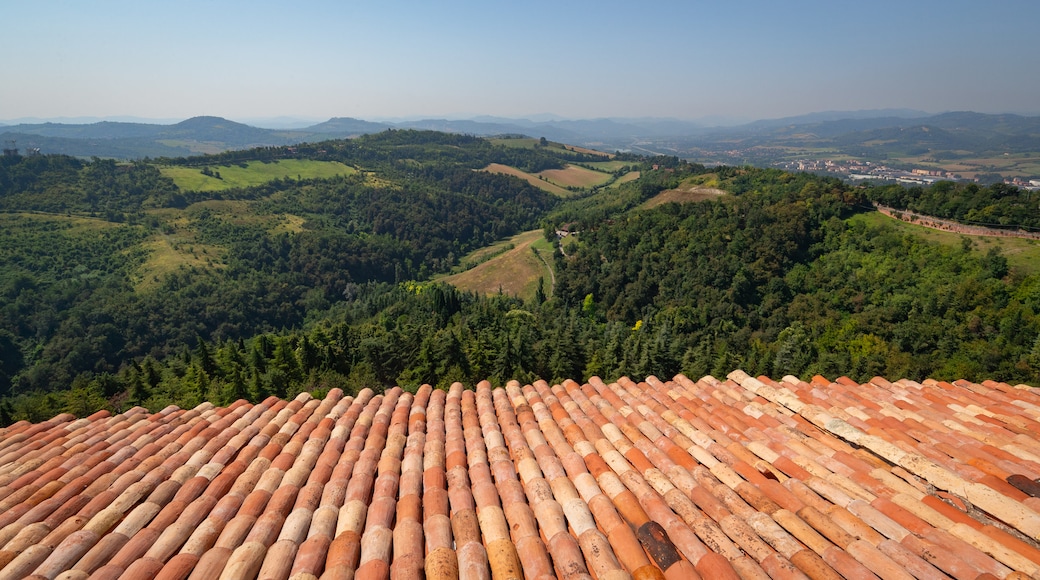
[1,371,1040,579]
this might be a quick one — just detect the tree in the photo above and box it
[773,322,811,378]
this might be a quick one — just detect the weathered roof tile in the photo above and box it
[4,372,1040,578]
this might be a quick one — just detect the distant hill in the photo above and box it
[3,110,1039,161]
[0,116,302,158]
[742,108,929,129]
[302,117,390,134]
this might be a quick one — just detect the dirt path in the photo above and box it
[875,204,1040,240]
[532,246,555,297]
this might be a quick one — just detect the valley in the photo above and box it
[1,131,1039,426]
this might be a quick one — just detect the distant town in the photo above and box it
[771,158,1040,190]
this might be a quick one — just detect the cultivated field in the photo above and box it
[853,211,1040,275]
[562,144,611,157]
[899,152,1040,180]
[441,230,555,301]
[482,164,572,196]
[537,165,614,189]
[160,159,357,191]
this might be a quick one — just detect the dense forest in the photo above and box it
[1,133,1039,424]
[865,179,1040,231]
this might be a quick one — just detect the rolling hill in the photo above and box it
[6,111,1039,167]
[1,131,1038,435]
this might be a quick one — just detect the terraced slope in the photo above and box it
[1,372,1039,579]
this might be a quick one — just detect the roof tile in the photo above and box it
[3,372,1040,578]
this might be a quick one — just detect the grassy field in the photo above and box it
[134,235,224,291]
[482,163,572,196]
[607,171,641,188]
[585,160,629,172]
[538,165,614,188]
[440,230,555,301]
[131,199,309,291]
[640,185,725,209]
[851,211,1040,275]
[160,159,357,191]
[132,208,226,290]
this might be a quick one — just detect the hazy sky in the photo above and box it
[2,0,1038,123]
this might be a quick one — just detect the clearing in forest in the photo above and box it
[441,230,555,302]
[134,236,224,291]
[641,185,726,208]
[482,163,572,196]
[160,159,356,191]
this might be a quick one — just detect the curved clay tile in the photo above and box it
[554,380,706,580]
[494,382,599,580]
[322,389,402,579]
[443,383,489,580]
[475,381,553,580]
[459,387,523,580]
[3,371,1040,578]
[419,386,460,580]
[525,380,659,579]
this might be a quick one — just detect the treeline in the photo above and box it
[1,283,585,422]
[866,180,1040,231]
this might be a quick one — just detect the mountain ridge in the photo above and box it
[2,110,1038,160]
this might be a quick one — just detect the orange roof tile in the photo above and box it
[2,372,1040,579]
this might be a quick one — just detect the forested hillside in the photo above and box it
[1,133,1039,423]
[0,132,569,412]
[865,179,1040,231]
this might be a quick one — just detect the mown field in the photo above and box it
[160,159,357,191]
[482,163,572,196]
[440,229,555,301]
[538,165,614,189]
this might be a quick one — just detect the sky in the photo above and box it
[2,0,1038,124]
